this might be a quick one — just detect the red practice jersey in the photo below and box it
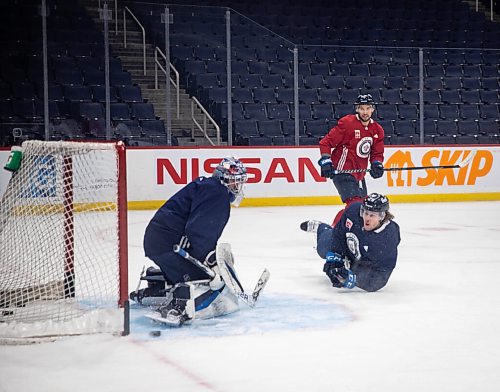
[319,114,385,181]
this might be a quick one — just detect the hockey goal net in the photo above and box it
[0,140,128,342]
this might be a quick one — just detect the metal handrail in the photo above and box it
[191,96,220,146]
[123,6,146,75]
[154,47,180,118]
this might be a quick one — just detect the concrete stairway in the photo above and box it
[79,0,222,146]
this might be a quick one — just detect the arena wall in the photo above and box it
[1,145,499,208]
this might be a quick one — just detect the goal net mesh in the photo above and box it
[0,140,126,339]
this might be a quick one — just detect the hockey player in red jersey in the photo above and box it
[317,94,385,226]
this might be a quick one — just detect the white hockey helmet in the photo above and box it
[213,156,248,205]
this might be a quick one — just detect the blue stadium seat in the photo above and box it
[391,135,414,145]
[140,120,166,137]
[253,88,277,104]
[442,77,462,90]
[117,85,143,103]
[344,76,365,90]
[379,89,402,104]
[424,105,440,119]
[110,103,130,121]
[433,135,456,145]
[243,103,268,119]
[311,104,335,120]
[267,103,290,119]
[385,77,405,90]
[440,89,461,104]
[232,88,254,104]
[261,74,284,89]
[333,104,353,118]
[398,105,418,120]
[79,102,104,120]
[480,90,498,104]
[394,120,416,136]
[459,104,481,120]
[455,135,478,144]
[376,104,398,121]
[239,74,262,88]
[460,90,481,104]
[477,119,499,134]
[130,102,156,121]
[304,119,328,136]
[365,77,385,90]
[324,76,345,90]
[480,105,499,120]
[310,63,331,76]
[257,119,282,136]
[439,104,460,120]
[481,77,498,90]
[436,120,458,135]
[456,120,479,135]
[303,75,325,89]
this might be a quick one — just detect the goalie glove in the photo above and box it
[323,262,357,289]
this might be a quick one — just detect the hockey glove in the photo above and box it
[325,252,345,268]
[369,161,384,179]
[323,263,357,289]
[318,154,334,178]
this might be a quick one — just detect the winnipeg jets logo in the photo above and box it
[346,218,353,230]
[346,232,361,260]
[356,137,373,159]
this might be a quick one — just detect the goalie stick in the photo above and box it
[330,149,477,176]
[173,245,269,308]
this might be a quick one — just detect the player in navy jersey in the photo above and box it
[139,157,248,325]
[318,94,386,226]
[301,193,400,292]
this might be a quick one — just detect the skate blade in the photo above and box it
[144,311,183,327]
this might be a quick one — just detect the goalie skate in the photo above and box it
[145,283,195,327]
[144,304,193,327]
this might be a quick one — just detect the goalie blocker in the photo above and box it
[131,243,259,326]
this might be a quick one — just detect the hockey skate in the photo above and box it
[145,283,195,327]
[155,300,194,326]
[300,220,321,233]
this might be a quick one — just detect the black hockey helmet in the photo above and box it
[354,93,376,108]
[361,193,389,214]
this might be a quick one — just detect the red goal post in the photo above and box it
[0,140,128,342]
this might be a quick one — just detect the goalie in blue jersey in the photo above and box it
[132,157,248,326]
[301,193,400,292]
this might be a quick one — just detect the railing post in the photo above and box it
[162,7,172,146]
[293,46,299,147]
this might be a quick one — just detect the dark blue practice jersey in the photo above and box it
[145,176,231,262]
[318,202,401,292]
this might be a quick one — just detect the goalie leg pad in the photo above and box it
[193,284,239,320]
[215,243,244,295]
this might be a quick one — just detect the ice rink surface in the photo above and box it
[1,201,500,392]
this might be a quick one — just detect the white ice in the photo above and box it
[1,201,500,392]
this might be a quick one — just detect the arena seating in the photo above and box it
[0,0,498,146]
[0,0,155,146]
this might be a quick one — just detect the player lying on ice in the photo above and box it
[130,157,249,326]
[301,193,401,292]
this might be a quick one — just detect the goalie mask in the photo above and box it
[213,157,248,206]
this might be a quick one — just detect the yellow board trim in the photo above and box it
[128,193,500,210]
